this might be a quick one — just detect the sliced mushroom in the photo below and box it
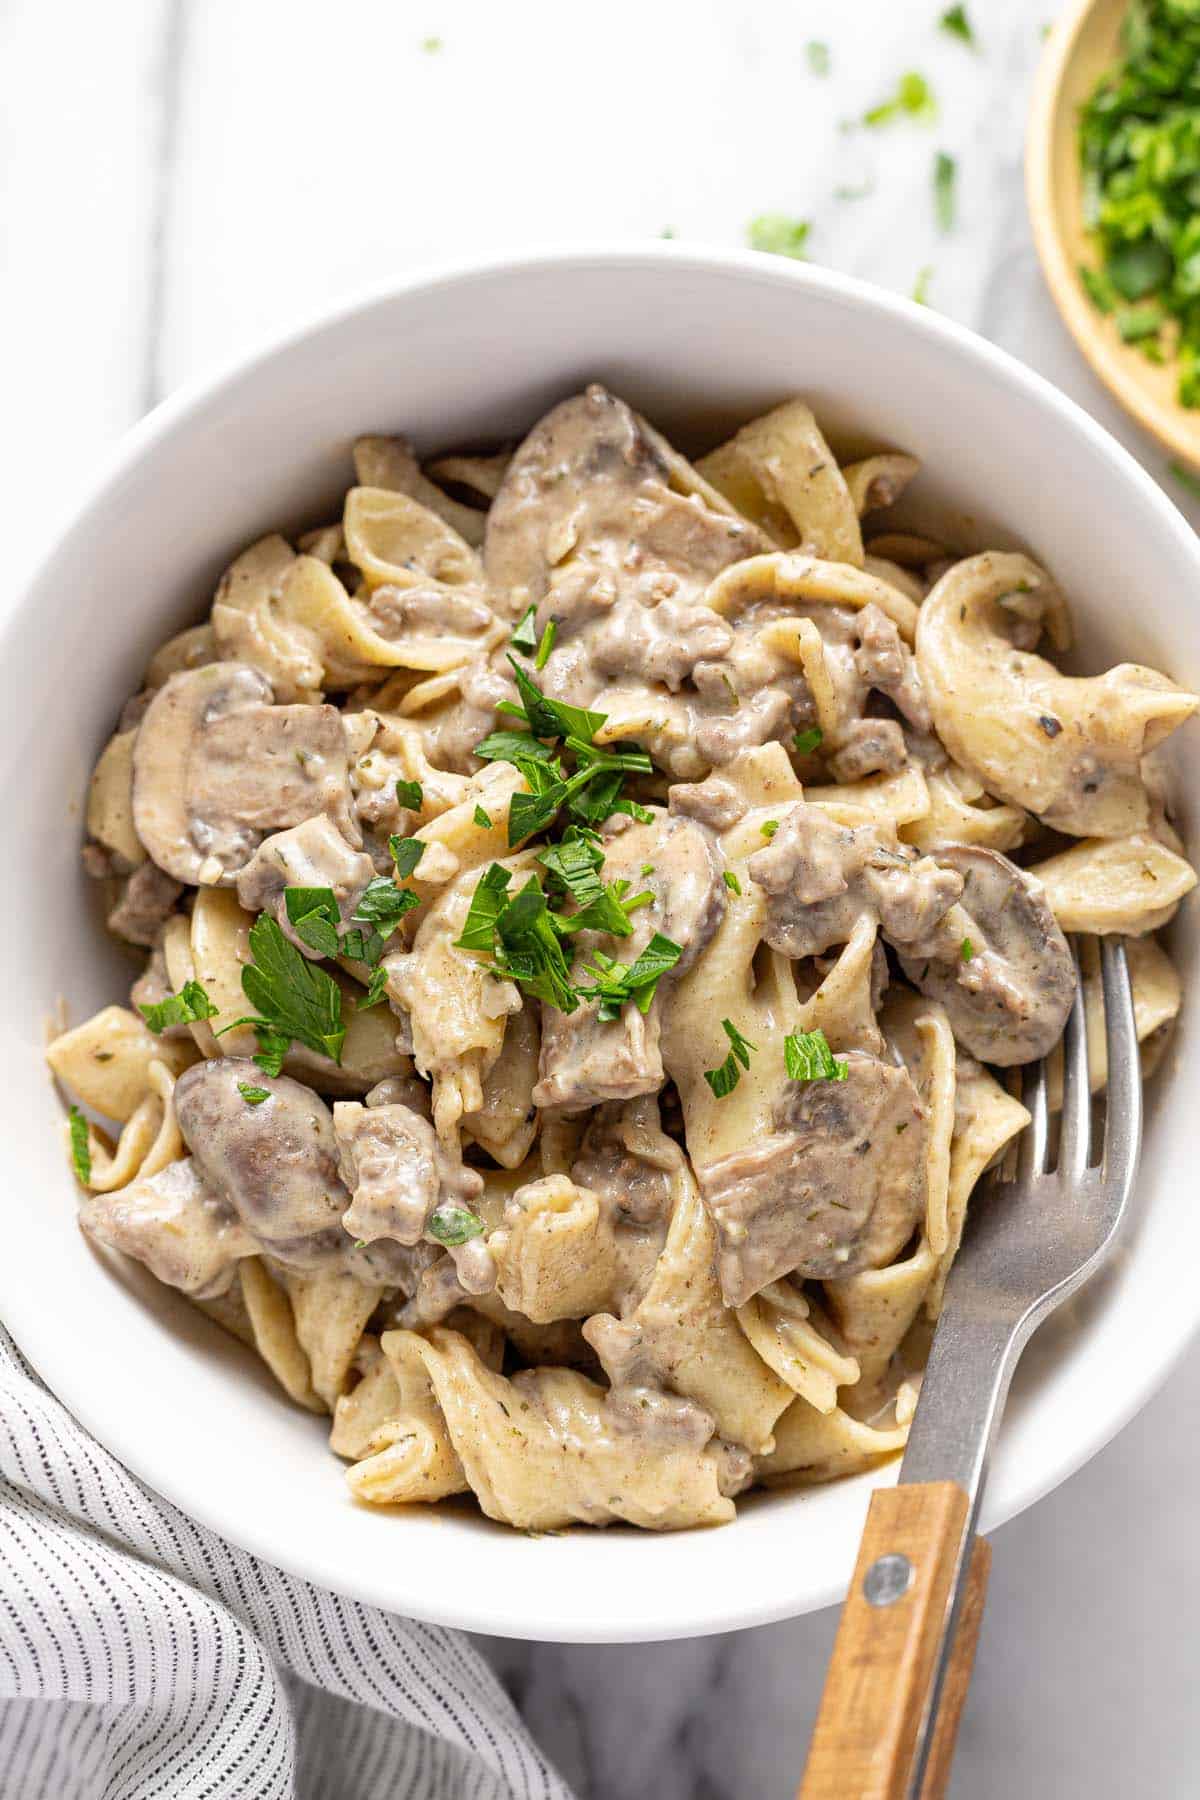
[748,803,962,959]
[235,815,377,956]
[485,385,762,617]
[79,1155,257,1298]
[897,845,1075,1065]
[534,812,726,1111]
[916,553,1199,837]
[175,1058,352,1269]
[131,662,359,885]
[698,1050,927,1305]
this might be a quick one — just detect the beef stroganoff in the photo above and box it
[50,386,1199,1531]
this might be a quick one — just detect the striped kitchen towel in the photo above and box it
[0,1327,571,1799]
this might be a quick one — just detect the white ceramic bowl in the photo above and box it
[7,248,1198,1644]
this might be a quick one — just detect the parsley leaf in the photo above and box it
[456,863,514,951]
[353,877,420,930]
[723,869,742,896]
[934,151,957,232]
[961,936,975,962]
[389,836,426,879]
[912,265,934,305]
[284,886,341,959]
[747,214,811,259]
[237,1083,271,1105]
[784,1028,849,1082]
[704,1018,758,1098]
[474,729,558,766]
[505,654,607,744]
[863,71,937,128]
[474,803,493,828]
[510,603,539,653]
[357,966,390,1010]
[939,4,975,46]
[793,726,824,755]
[224,915,346,1071]
[535,620,557,669]
[394,778,423,812]
[578,932,682,1020]
[428,1204,486,1246]
[68,1105,91,1184]
[760,819,779,840]
[139,979,219,1034]
[806,39,830,76]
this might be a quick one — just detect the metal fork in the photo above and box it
[799,938,1142,1800]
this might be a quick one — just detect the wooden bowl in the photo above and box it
[1027,0,1200,465]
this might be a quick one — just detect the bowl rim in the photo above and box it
[10,242,1200,1641]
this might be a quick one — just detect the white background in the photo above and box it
[5,2,1198,1793]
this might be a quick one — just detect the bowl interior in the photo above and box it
[6,250,1199,1641]
[1028,0,1200,465]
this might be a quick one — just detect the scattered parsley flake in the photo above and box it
[237,1083,271,1105]
[961,937,975,963]
[912,265,934,305]
[863,71,937,129]
[939,4,975,46]
[428,1204,485,1245]
[421,35,443,53]
[793,726,824,755]
[139,979,219,1034]
[760,819,779,839]
[747,214,811,259]
[704,1018,758,1098]
[934,151,957,232]
[723,869,742,896]
[806,39,831,76]
[834,180,875,201]
[473,804,493,828]
[394,778,423,812]
[534,620,557,669]
[389,836,426,878]
[510,603,539,654]
[68,1106,91,1184]
[784,1028,850,1082]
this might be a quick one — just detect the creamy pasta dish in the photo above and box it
[50,387,1199,1531]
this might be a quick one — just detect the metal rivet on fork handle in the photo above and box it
[863,1553,914,1607]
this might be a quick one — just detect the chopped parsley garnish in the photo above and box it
[139,979,219,1034]
[1079,264,1116,314]
[237,1083,271,1105]
[939,4,975,46]
[505,653,606,744]
[784,1028,849,1082]
[704,1019,758,1098]
[394,778,423,812]
[389,836,426,878]
[1169,458,1200,498]
[510,602,539,653]
[960,936,975,963]
[747,214,811,260]
[223,915,345,1074]
[473,804,493,828]
[357,966,390,1010]
[353,877,420,930]
[806,39,830,75]
[760,819,780,840]
[285,886,341,959]
[475,728,558,767]
[535,620,557,669]
[834,180,875,201]
[68,1106,91,1184]
[793,726,824,755]
[578,933,683,1021]
[421,34,442,52]
[428,1203,485,1246]
[934,151,957,232]
[863,71,936,128]
[912,265,934,306]
[1078,0,1200,404]
[723,869,742,896]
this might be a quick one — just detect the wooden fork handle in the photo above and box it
[798,1483,990,1800]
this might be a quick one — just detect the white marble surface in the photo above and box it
[5,1,1200,1793]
